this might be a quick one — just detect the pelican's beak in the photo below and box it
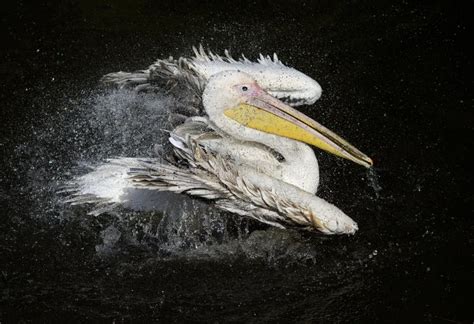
[224,88,373,168]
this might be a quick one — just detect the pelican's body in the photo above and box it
[190,122,320,193]
[66,71,372,235]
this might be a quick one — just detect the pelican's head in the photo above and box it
[203,71,373,168]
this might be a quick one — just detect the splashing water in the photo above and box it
[366,167,382,199]
[11,86,323,263]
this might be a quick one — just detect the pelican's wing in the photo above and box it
[101,57,205,120]
[101,56,204,93]
[128,123,354,233]
[63,118,355,234]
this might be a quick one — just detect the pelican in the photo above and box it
[66,71,372,235]
[102,45,322,113]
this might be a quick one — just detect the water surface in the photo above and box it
[1,0,471,322]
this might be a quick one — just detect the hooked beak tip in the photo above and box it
[364,157,374,168]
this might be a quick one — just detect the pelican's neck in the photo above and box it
[208,110,320,193]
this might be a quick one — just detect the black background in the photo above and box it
[0,0,472,322]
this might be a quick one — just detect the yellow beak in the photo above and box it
[224,90,373,168]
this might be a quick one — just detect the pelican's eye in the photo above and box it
[241,86,248,92]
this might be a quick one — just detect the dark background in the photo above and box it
[0,0,472,322]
